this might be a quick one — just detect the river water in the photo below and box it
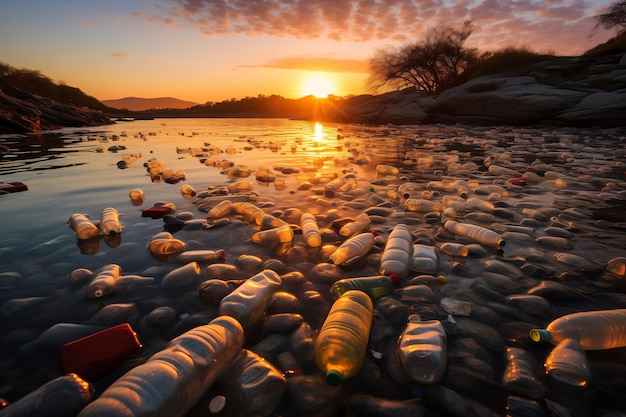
[1,118,626,416]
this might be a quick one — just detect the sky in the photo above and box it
[0,0,617,104]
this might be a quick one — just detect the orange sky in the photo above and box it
[0,0,616,104]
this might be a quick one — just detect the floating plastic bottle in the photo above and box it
[175,249,226,264]
[162,262,202,289]
[251,224,294,245]
[410,244,439,275]
[128,188,145,206]
[85,264,122,298]
[339,213,371,237]
[404,198,442,213]
[0,373,93,417]
[328,232,376,265]
[330,275,398,300]
[530,309,626,350]
[180,184,197,198]
[376,164,399,177]
[207,199,234,219]
[300,213,322,247]
[379,224,413,279]
[544,338,591,387]
[68,213,100,240]
[100,207,122,237]
[147,232,187,261]
[314,290,373,386]
[77,316,244,417]
[443,220,505,248]
[218,269,282,329]
[397,314,447,384]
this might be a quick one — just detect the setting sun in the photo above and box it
[301,73,336,98]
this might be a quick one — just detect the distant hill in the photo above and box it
[102,97,199,111]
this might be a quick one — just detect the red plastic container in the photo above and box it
[59,323,142,380]
[0,182,28,193]
[141,206,172,218]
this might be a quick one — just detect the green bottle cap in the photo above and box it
[325,370,341,386]
[529,328,549,342]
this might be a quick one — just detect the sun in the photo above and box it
[301,73,335,98]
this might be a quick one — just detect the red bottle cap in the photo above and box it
[388,274,399,285]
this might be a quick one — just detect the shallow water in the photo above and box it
[1,118,626,416]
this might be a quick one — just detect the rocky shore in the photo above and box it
[0,86,112,134]
[320,49,626,127]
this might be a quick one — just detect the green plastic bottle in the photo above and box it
[330,275,399,300]
[314,290,373,386]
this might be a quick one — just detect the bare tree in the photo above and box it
[368,21,483,94]
[591,1,626,36]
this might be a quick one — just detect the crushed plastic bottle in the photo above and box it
[410,244,439,275]
[397,314,447,384]
[314,290,373,386]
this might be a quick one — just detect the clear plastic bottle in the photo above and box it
[85,264,122,298]
[180,184,197,198]
[100,207,122,237]
[175,249,227,264]
[218,269,282,329]
[77,316,244,417]
[314,290,373,386]
[397,314,447,384]
[330,275,398,300]
[379,224,413,279]
[443,220,505,248]
[404,198,442,213]
[68,213,100,240]
[339,213,371,237]
[410,244,439,275]
[300,213,322,247]
[147,237,187,261]
[162,262,202,288]
[328,232,376,265]
[207,200,234,219]
[438,242,469,257]
[544,338,591,387]
[251,224,294,245]
[530,309,626,350]
[128,188,145,206]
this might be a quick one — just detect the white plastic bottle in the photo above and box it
[530,309,626,350]
[404,198,442,213]
[328,232,376,266]
[218,269,282,329]
[300,213,322,248]
[443,220,505,248]
[379,224,413,279]
[100,207,122,237]
[339,213,371,237]
[77,316,244,417]
[85,264,122,298]
[251,224,294,245]
[68,213,100,240]
[544,338,591,387]
[410,244,439,275]
[207,200,233,219]
[397,314,447,384]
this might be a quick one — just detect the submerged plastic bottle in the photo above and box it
[100,207,122,237]
[328,232,376,265]
[77,316,244,417]
[300,213,322,248]
[443,220,505,248]
[544,338,591,387]
[379,224,413,279]
[218,269,282,329]
[397,314,447,384]
[330,275,399,300]
[314,290,373,386]
[68,213,100,240]
[530,309,626,350]
[85,264,122,299]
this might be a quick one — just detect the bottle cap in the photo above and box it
[498,239,506,248]
[388,274,399,285]
[208,395,226,413]
[529,329,549,343]
[325,370,341,386]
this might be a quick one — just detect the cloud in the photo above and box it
[142,0,613,54]
[241,56,370,73]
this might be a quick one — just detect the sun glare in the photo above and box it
[301,74,335,98]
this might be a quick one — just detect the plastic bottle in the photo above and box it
[330,275,399,300]
[410,244,439,275]
[180,184,197,198]
[129,188,145,206]
[85,264,122,298]
[314,290,373,386]
[175,249,226,264]
[404,198,442,213]
[438,242,469,257]
[376,164,399,177]
[300,213,322,247]
[68,213,100,240]
[147,233,187,261]
[443,220,505,248]
[162,262,202,288]
[232,202,265,224]
[544,338,591,387]
[397,314,447,384]
[207,200,233,219]
[607,256,626,277]
[0,374,93,417]
[77,316,244,417]
[379,224,414,279]
[339,213,371,237]
[328,232,376,265]
[251,224,294,245]
[100,207,122,237]
[530,309,626,350]
[218,269,282,329]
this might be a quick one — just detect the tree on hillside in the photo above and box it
[591,1,626,36]
[368,21,484,94]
